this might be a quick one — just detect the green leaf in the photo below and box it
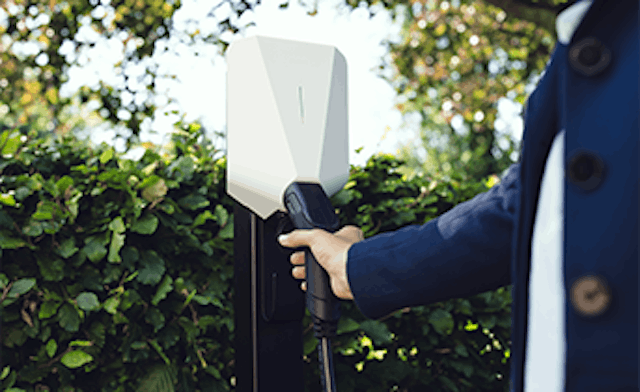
[181,289,196,310]
[331,188,354,205]
[145,307,165,333]
[0,193,16,207]
[69,340,92,347]
[14,186,32,201]
[130,341,147,350]
[83,235,109,263]
[76,292,100,311]
[169,155,195,181]
[99,147,114,164]
[7,278,36,298]
[478,314,496,330]
[201,242,213,256]
[70,164,90,175]
[117,289,137,313]
[108,232,125,263]
[45,339,57,358]
[454,344,469,358]
[428,308,454,336]
[66,192,82,221]
[108,216,126,233]
[141,161,158,176]
[148,339,170,365]
[0,209,15,229]
[39,301,62,319]
[37,256,65,282]
[191,210,215,228]
[5,328,27,348]
[32,200,60,220]
[337,317,360,335]
[0,231,26,249]
[1,365,9,380]
[439,375,460,392]
[213,204,229,226]
[137,250,165,285]
[140,177,168,202]
[177,194,210,211]
[217,221,233,239]
[152,275,173,306]
[137,364,176,392]
[42,178,59,198]
[138,174,162,189]
[456,361,474,378]
[42,220,62,235]
[55,176,73,194]
[58,303,81,332]
[103,296,120,314]
[122,246,140,265]
[131,213,159,235]
[204,365,221,379]
[303,334,317,356]
[57,237,79,259]
[124,271,139,282]
[192,294,209,305]
[359,320,393,346]
[88,322,106,347]
[22,220,43,236]
[197,315,216,330]
[1,131,21,156]
[60,350,93,369]
[178,316,199,343]
[113,312,129,324]
[455,299,473,316]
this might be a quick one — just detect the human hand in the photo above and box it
[278,225,364,300]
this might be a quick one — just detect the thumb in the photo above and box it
[278,228,350,275]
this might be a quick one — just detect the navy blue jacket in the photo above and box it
[346,0,638,390]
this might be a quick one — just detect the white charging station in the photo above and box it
[226,35,351,392]
[226,35,350,220]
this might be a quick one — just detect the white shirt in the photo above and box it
[524,1,594,391]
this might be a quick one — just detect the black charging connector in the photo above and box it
[283,181,341,392]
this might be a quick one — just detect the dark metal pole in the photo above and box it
[233,200,306,391]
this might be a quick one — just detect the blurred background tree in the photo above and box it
[1,0,573,180]
[337,0,574,185]
[0,0,259,149]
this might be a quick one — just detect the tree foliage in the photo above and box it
[0,0,258,147]
[338,0,572,184]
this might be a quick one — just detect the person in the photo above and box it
[278,0,639,391]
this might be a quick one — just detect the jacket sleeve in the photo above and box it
[346,162,520,320]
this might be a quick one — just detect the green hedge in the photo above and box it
[1,125,512,391]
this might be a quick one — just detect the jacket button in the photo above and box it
[570,275,611,317]
[567,150,605,192]
[569,37,611,77]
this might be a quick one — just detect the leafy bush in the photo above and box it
[1,125,511,391]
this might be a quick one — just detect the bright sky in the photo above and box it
[6,0,526,169]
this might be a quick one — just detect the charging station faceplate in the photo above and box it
[226,35,350,221]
